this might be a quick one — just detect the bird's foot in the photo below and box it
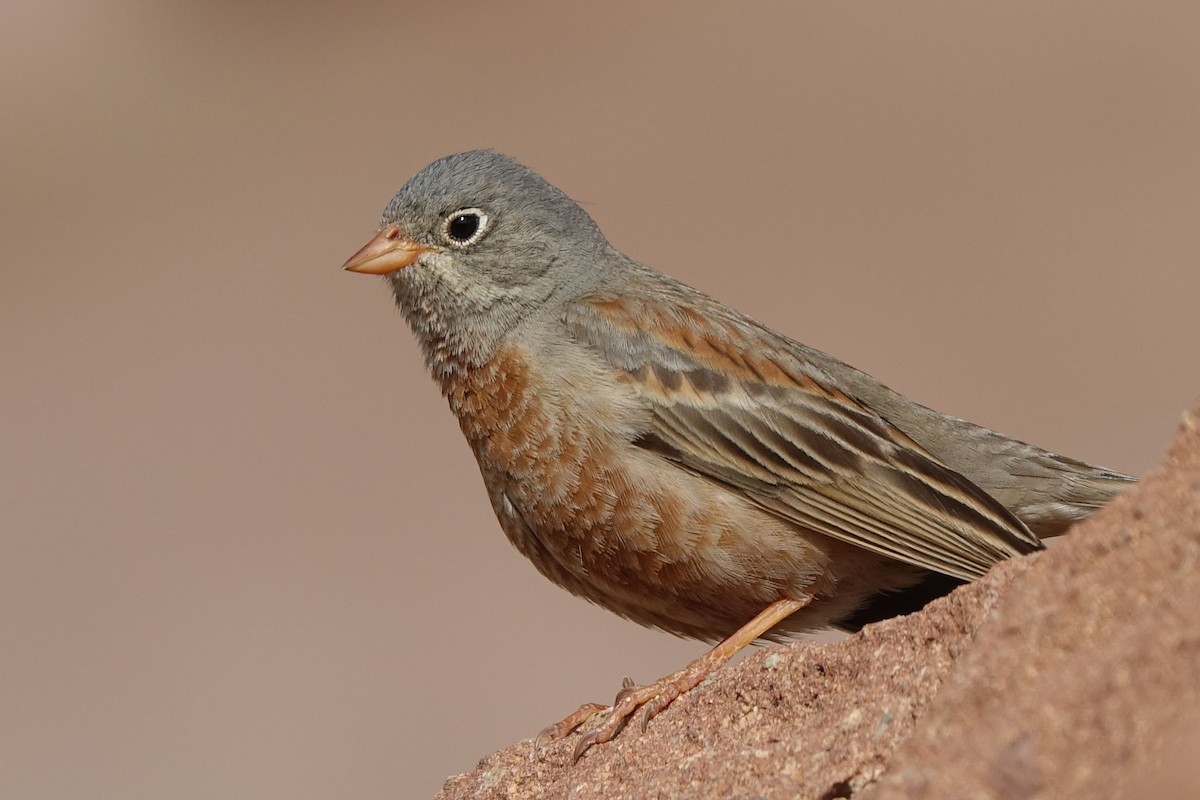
[535,597,811,762]
[536,650,727,762]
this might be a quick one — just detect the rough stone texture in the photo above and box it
[434,400,1200,800]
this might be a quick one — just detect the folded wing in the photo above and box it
[564,290,1042,581]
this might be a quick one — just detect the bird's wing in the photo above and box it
[564,290,1042,581]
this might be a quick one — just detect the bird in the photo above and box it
[343,149,1134,760]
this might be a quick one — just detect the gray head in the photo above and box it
[344,150,615,373]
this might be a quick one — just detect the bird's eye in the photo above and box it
[443,208,488,246]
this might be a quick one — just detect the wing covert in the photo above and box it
[565,291,1042,581]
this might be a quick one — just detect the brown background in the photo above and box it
[3,3,1198,798]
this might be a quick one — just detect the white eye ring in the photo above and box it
[442,207,489,247]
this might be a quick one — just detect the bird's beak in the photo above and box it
[342,226,435,275]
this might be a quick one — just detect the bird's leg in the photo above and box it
[539,596,811,762]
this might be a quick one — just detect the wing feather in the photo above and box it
[565,290,1042,581]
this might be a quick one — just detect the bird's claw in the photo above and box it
[566,668,696,761]
[534,701,608,755]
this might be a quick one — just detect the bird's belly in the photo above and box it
[489,447,816,637]
[488,448,930,640]
[447,345,919,641]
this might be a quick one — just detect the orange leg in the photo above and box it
[538,596,811,761]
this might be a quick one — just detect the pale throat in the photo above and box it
[392,263,530,386]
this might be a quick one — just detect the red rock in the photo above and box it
[434,400,1200,800]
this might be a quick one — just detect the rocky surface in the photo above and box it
[434,400,1200,800]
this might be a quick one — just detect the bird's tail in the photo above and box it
[1008,457,1136,539]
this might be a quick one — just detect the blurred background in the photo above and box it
[3,2,1199,797]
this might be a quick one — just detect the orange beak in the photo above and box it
[342,226,436,275]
